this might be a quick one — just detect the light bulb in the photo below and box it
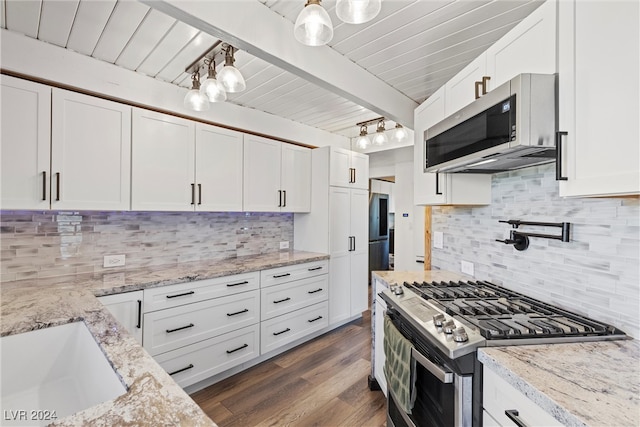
[336,0,381,24]
[200,77,227,102]
[294,1,333,46]
[372,131,388,145]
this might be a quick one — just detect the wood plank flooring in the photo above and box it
[191,309,387,427]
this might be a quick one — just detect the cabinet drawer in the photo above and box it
[260,260,328,288]
[143,272,259,312]
[261,301,328,354]
[483,368,562,427]
[155,324,259,389]
[143,290,259,356]
[261,275,328,320]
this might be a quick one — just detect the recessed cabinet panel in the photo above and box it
[98,291,143,345]
[243,135,282,212]
[0,75,51,210]
[281,143,311,212]
[260,301,329,354]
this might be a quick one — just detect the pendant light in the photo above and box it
[392,123,408,142]
[183,72,210,111]
[372,119,388,145]
[294,0,333,46]
[200,56,227,103]
[355,125,370,149]
[218,45,246,93]
[336,0,382,24]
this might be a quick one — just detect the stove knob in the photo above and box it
[433,314,445,327]
[453,327,469,343]
[442,320,456,334]
[394,287,404,296]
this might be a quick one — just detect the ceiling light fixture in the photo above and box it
[336,0,382,24]
[183,71,210,111]
[200,55,227,103]
[218,45,246,93]
[355,125,370,149]
[294,0,333,46]
[372,119,388,145]
[392,123,408,142]
[354,116,390,149]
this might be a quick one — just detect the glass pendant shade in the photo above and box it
[294,1,333,46]
[372,131,388,145]
[218,46,246,93]
[200,78,227,102]
[336,0,381,24]
[393,124,408,142]
[356,134,370,149]
[183,74,210,111]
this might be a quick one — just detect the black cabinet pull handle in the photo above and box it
[168,364,194,376]
[227,308,249,317]
[55,172,60,201]
[273,328,291,336]
[352,236,356,251]
[274,297,291,304]
[435,172,443,195]
[481,76,491,95]
[198,183,202,205]
[273,273,291,278]
[504,410,529,427]
[190,183,195,205]
[136,299,142,329]
[42,171,47,201]
[227,280,249,287]
[166,323,194,333]
[166,291,195,299]
[308,288,323,294]
[308,316,323,323]
[416,259,425,264]
[226,343,249,354]
[555,131,568,181]
[278,190,282,207]
[283,190,286,207]
[308,266,322,271]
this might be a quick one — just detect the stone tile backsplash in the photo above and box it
[432,164,640,338]
[1,211,293,282]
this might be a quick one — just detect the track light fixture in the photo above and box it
[200,55,227,103]
[218,45,246,93]
[353,117,407,149]
[183,72,210,111]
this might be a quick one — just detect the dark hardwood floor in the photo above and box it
[191,309,387,427]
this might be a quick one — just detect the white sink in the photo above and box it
[0,322,127,426]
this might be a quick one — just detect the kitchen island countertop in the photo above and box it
[0,250,329,426]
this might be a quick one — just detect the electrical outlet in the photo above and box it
[461,260,474,276]
[434,231,444,249]
[103,254,125,268]
[279,241,290,250]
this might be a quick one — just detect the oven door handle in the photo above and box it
[411,347,454,384]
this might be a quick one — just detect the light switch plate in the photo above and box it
[434,231,444,249]
[461,260,474,276]
[279,241,290,250]
[103,254,125,268]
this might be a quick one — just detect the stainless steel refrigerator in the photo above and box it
[369,193,389,279]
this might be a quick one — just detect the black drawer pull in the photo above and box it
[273,328,291,336]
[504,410,529,427]
[308,316,323,323]
[273,273,291,279]
[42,171,47,201]
[227,308,249,317]
[227,280,249,287]
[308,288,323,294]
[274,297,291,304]
[226,343,249,354]
[168,364,194,376]
[166,323,194,333]
[307,266,323,271]
[136,300,142,329]
[166,291,195,299]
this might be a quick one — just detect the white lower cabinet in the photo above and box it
[483,367,562,427]
[154,324,260,388]
[97,291,143,345]
[261,275,328,320]
[261,301,329,354]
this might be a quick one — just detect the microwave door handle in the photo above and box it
[411,348,453,383]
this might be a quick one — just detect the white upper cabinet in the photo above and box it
[51,89,131,211]
[558,0,639,197]
[195,124,243,212]
[244,135,311,212]
[132,108,195,211]
[1,75,51,210]
[444,54,487,116]
[329,147,369,190]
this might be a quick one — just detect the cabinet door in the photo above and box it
[350,151,369,190]
[243,135,282,212]
[329,147,352,187]
[485,0,557,89]
[281,144,311,212]
[373,296,387,395]
[195,123,243,212]
[350,189,369,316]
[444,53,486,115]
[131,109,195,211]
[329,187,351,257]
[329,186,351,324]
[98,291,143,345]
[0,75,51,210]
[51,89,131,210]
[558,0,639,197]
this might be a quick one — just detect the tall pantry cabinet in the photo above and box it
[294,146,369,325]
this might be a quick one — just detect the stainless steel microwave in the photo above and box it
[424,73,557,173]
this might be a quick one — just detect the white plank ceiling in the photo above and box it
[0,0,543,138]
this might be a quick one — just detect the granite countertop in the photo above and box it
[478,341,640,427]
[0,250,329,426]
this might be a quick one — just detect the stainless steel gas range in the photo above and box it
[377,279,627,427]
